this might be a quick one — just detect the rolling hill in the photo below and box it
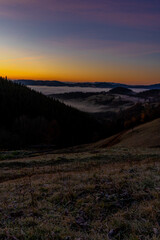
[94,118,160,148]
[109,87,134,95]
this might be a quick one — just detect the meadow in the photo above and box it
[0,147,160,240]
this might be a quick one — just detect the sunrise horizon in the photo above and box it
[7,77,160,86]
[0,0,159,85]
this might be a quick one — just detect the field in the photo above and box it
[0,147,160,240]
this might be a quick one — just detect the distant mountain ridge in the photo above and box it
[14,80,160,89]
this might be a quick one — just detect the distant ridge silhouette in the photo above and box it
[14,80,160,89]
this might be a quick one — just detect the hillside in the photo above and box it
[1,79,160,240]
[94,118,160,148]
[0,77,101,148]
[0,146,160,240]
[137,89,160,101]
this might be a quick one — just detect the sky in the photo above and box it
[0,0,160,84]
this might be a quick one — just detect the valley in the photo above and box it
[0,79,160,240]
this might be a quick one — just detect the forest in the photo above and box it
[0,77,102,148]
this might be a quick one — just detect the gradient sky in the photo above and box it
[0,0,160,84]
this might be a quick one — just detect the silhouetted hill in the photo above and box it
[93,118,160,148]
[137,89,160,98]
[50,91,105,100]
[109,87,134,95]
[14,80,160,89]
[0,77,102,148]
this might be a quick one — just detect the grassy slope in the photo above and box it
[116,118,160,148]
[93,118,160,148]
[0,147,160,240]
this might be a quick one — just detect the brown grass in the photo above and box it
[93,118,160,148]
[0,147,160,239]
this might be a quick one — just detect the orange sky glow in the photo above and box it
[0,0,159,85]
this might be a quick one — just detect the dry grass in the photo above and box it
[93,118,160,148]
[0,147,160,240]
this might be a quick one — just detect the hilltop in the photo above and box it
[109,87,134,95]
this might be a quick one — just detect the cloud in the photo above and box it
[45,36,160,56]
[0,0,159,29]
